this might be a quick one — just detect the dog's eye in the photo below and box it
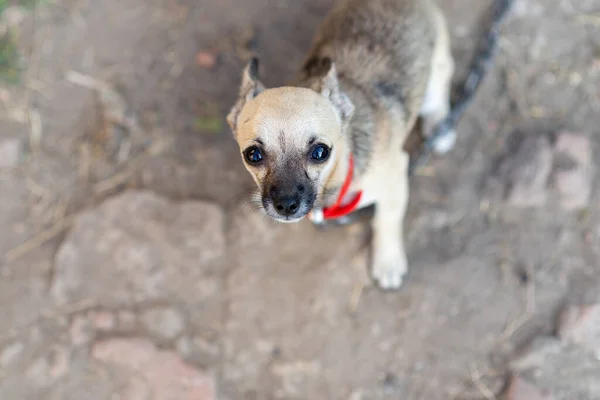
[244,146,264,164]
[310,144,330,162]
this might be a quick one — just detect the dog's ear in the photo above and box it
[317,60,354,123]
[227,57,265,134]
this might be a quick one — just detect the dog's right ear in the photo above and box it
[312,59,354,124]
[227,57,265,135]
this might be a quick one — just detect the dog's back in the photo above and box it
[295,0,438,174]
[299,0,435,119]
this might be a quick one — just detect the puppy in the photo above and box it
[227,0,455,289]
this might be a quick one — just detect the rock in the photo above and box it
[189,335,221,365]
[69,314,93,345]
[141,307,185,341]
[510,336,600,400]
[90,310,117,331]
[382,372,403,395]
[51,191,225,305]
[117,310,137,331]
[48,347,70,379]
[0,138,22,168]
[551,133,592,211]
[348,390,365,400]
[270,360,321,397]
[502,136,553,207]
[26,354,63,387]
[557,304,600,357]
[0,342,24,367]
[196,51,217,69]
[26,358,50,386]
[176,336,194,358]
[92,337,215,400]
[506,376,554,400]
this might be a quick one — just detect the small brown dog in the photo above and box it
[227,0,455,289]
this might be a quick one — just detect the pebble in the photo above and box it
[69,314,94,345]
[504,136,553,208]
[506,376,554,400]
[141,307,185,341]
[196,51,217,69]
[0,342,24,367]
[90,310,117,331]
[0,138,22,168]
[552,133,592,211]
[557,304,600,358]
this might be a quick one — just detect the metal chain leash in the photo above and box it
[408,0,515,175]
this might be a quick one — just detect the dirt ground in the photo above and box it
[1,0,600,399]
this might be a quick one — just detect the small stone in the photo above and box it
[141,307,185,341]
[92,337,155,366]
[49,347,70,379]
[506,376,554,400]
[26,357,51,386]
[69,314,93,345]
[268,360,321,396]
[90,310,117,331]
[196,51,217,69]
[0,342,24,367]
[503,136,553,207]
[176,336,193,357]
[557,304,600,357]
[118,310,137,331]
[192,336,220,361]
[569,72,582,86]
[0,138,22,168]
[348,390,364,400]
[382,372,402,395]
[552,133,592,211]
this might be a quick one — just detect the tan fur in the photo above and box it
[227,0,454,289]
[237,87,345,192]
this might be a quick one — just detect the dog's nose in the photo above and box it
[273,196,300,216]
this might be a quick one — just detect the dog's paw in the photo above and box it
[371,254,408,290]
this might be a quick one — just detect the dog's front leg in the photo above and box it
[371,150,409,290]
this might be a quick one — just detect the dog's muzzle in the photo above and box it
[264,183,313,220]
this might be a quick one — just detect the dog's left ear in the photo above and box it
[227,57,265,135]
[318,60,354,123]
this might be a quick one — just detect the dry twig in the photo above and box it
[4,214,76,263]
[469,363,497,400]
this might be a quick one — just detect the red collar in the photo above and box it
[321,155,363,220]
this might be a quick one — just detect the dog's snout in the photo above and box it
[264,173,313,219]
[273,196,300,216]
[267,182,308,217]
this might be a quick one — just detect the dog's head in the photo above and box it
[227,58,354,222]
